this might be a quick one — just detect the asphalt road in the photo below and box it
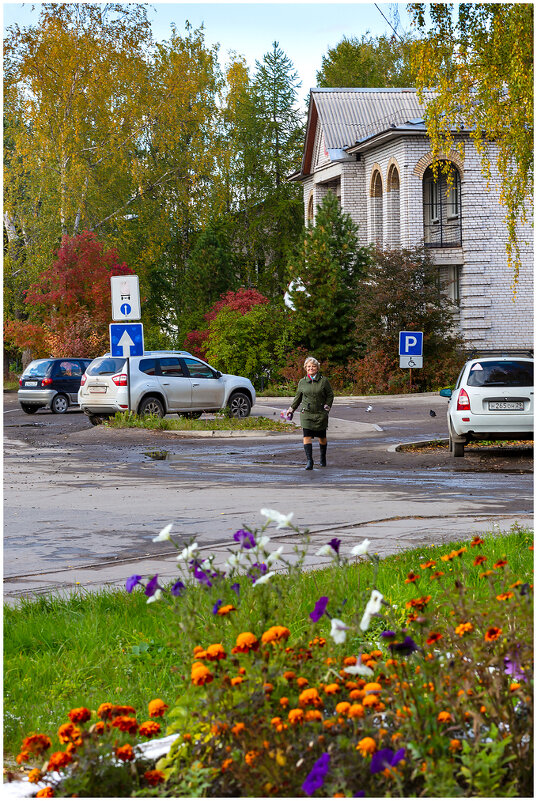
[3,392,533,602]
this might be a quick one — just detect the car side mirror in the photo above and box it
[439,388,452,398]
[215,370,222,378]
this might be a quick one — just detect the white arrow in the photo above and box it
[117,330,135,356]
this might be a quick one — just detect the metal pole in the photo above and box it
[127,357,131,413]
[409,367,412,393]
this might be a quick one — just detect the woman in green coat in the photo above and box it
[287,356,334,470]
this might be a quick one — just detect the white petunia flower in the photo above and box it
[266,546,284,566]
[260,508,294,529]
[225,552,245,571]
[255,535,271,550]
[153,524,173,542]
[351,538,371,557]
[316,544,335,557]
[359,589,384,631]
[147,589,163,604]
[177,542,199,562]
[330,618,350,644]
[343,660,374,677]
[253,571,276,586]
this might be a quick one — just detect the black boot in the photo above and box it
[304,443,314,470]
[319,443,327,467]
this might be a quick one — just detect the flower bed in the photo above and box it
[10,514,533,797]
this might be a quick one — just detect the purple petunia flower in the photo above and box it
[231,582,241,598]
[233,529,256,549]
[504,648,525,681]
[302,752,330,795]
[171,580,185,597]
[145,574,160,597]
[328,537,342,555]
[389,636,418,655]
[212,599,223,615]
[193,564,212,587]
[310,596,329,622]
[126,574,142,593]
[248,562,268,583]
[370,747,405,775]
[354,792,366,798]
[380,630,397,639]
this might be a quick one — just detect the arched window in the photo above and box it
[371,170,383,246]
[386,164,400,247]
[423,163,462,247]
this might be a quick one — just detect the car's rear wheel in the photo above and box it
[450,436,465,457]
[138,396,165,417]
[51,394,69,414]
[228,392,251,418]
[20,403,39,414]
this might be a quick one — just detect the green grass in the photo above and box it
[105,411,295,431]
[4,525,533,763]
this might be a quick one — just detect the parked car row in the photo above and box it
[18,351,256,424]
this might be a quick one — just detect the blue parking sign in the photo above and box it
[110,323,144,357]
[399,331,423,356]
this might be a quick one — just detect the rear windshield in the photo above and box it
[86,357,126,376]
[467,360,534,388]
[22,360,53,378]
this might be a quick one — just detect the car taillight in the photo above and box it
[457,388,471,411]
[80,374,87,386]
[112,373,128,386]
[42,377,53,386]
[19,378,23,386]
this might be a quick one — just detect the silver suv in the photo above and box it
[78,351,256,425]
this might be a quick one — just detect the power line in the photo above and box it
[374,3,404,42]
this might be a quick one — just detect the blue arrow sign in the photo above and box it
[120,302,132,316]
[399,331,423,356]
[110,323,144,357]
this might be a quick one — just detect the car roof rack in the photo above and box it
[466,348,533,359]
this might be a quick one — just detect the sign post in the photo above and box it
[110,276,142,412]
[109,322,144,413]
[399,331,423,393]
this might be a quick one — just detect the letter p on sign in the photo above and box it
[399,331,423,356]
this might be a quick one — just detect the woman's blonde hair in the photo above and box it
[304,356,320,369]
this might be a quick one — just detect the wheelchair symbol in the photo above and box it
[408,356,416,367]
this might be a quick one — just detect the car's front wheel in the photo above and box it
[138,396,165,417]
[51,394,69,414]
[20,403,39,414]
[228,392,251,418]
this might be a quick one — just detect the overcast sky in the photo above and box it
[2,1,414,101]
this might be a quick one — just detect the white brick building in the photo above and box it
[289,89,533,349]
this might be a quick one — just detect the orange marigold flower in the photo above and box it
[27,768,43,783]
[283,670,296,680]
[261,625,290,644]
[111,716,138,735]
[67,707,91,724]
[305,709,323,722]
[363,682,382,694]
[116,744,135,762]
[112,704,136,717]
[221,758,233,771]
[324,683,341,695]
[391,732,403,742]
[296,677,309,688]
[21,733,52,755]
[437,711,452,723]
[264,683,274,693]
[484,626,502,642]
[480,570,494,578]
[324,657,336,666]
[430,570,445,580]
[426,632,443,645]
[144,769,165,786]
[16,752,29,764]
[92,721,106,735]
[454,547,467,556]
[349,688,365,701]
[36,789,54,798]
[405,595,432,610]
[493,559,508,569]
[57,723,82,745]
[356,737,376,756]
[470,535,485,547]
[370,650,383,658]
[441,551,456,562]
[193,645,205,655]
[480,705,487,714]
[496,592,514,601]
[299,688,322,707]
[217,604,236,616]
[183,733,192,741]
[343,656,357,666]
[336,702,351,715]
[288,708,304,725]
[510,580,523,588]
[279,697,289,708]
[473,555,487,566]
[510,682,522,692]
[138,720,161,737]
[245,750,258,765]
[360,653,371,663]
[231,722,246,736]
[271,717,283,728]
[449,739,462,752]
[191,663,214,686]
[97,702,114,720]
[47,751,72,772]
[231,676,243,686]
[348,704,365,718]
[420,560,436,569]
[405,572,419,583]
[205,643,226,661]
[363,694,380,707]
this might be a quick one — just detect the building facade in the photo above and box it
[290,88,533,349]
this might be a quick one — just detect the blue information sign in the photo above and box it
[399,331,423,356]
[110,323,144,357]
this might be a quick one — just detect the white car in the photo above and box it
[439,352,534,456]
[78,350,256,425]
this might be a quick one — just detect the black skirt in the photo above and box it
[302,427,327,439]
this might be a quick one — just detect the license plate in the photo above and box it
[89,386,107,394]
[488,401,524,411]
[25,381,38,386]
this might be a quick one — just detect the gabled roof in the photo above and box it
[296,88,436,179]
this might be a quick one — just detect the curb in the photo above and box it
[388,439,449,453]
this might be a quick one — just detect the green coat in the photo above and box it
[291,374,334,431]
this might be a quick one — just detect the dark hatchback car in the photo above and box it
[18,358,92,414]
